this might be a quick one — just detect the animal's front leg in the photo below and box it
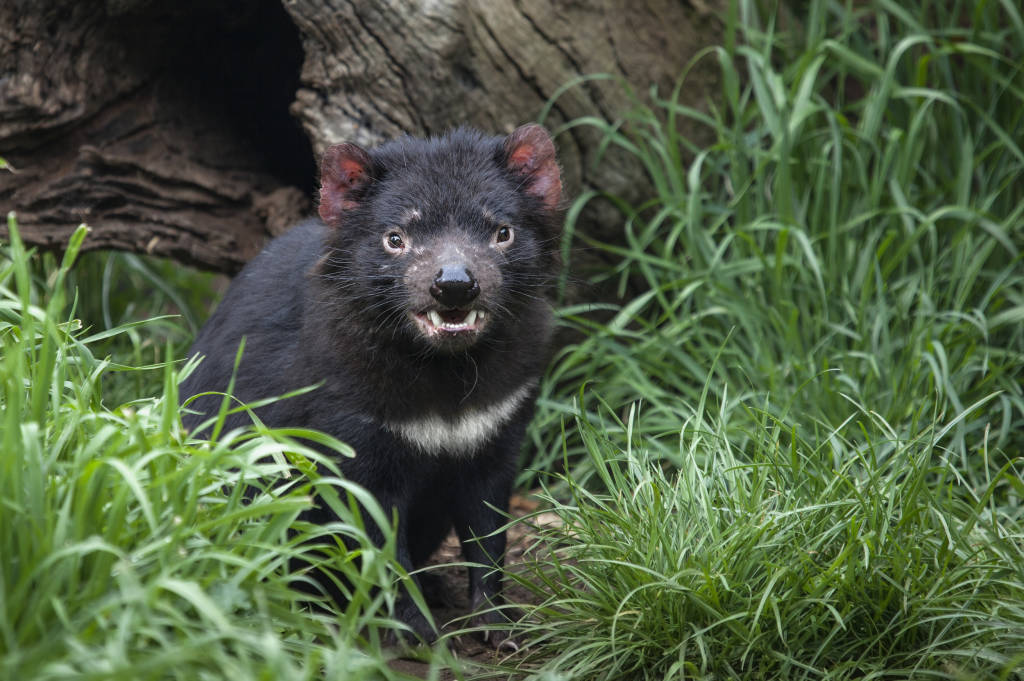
[451,462,518,650]
[364,487,438,645]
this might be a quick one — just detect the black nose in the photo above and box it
[430,265,479,307]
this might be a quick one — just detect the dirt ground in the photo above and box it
[387,494,550,679]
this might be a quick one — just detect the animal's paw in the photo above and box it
[469,600,522,652]
[384,597,438,648]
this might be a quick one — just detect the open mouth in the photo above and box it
[412,307,486,337]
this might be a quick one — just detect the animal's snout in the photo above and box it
[430,264,480,307]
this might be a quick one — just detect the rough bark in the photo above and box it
[0,0,314,272]
[288,0,722,205]
[1,0,723,273]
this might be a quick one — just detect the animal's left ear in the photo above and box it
[503,124,562,211]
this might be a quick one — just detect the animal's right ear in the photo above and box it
[319,143,373,225]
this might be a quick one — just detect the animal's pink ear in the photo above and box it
[319,143,373,225]
[503,124,562,211]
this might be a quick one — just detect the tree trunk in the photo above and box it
[1,0,722,274]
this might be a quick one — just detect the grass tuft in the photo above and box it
[512,0,1024,678]
[510,399,1024,679]
[528,0,1023,491]
[0,215,443,680]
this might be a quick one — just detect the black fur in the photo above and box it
[180,127,561,644]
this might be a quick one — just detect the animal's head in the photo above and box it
[315,125,563,353]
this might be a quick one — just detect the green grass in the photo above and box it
[529,0,1024,484]
[504,400,1024,679]
[66,250,217,402]
[11,243,218,406]
[506,0,1024,678]
[0,217,448,679]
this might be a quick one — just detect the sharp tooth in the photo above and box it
[428,310,443,328]
[465,309,478,326]
[477,310,485,320]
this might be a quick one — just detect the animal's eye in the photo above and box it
[494,225,513,245]
[383,231,406,253]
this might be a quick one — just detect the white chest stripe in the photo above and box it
[385,383,534,456]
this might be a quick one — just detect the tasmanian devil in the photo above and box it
[179,124,562,646]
